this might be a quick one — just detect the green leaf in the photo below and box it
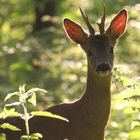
[26,88,47,96]
[5,102,21,107]
[131,120,140,129]
[31,111,69,122]
[4,91,19,101]
[129,126,140,139]
[0,108,21,118]
[132,107,140,112]
[0,133,6,140]
[21,133,43,140]
[19,84,26,94]
[20,135,31,140]
[124,94,140,102]
[31,133,43,138]
[0,123,21,131]
[28,92,36,106]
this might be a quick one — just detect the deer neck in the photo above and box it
[82,62,112,100]
[79,62,112,125]
[86,64,111,96]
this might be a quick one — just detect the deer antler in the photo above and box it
[97,6,106,34]
[79,7,95,35]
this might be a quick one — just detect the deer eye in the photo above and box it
[87,50,93,56]
[110,47,114,54]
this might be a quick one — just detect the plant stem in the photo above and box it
[22,103,30,140]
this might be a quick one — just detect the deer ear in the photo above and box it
[106,9,127,39]
[63,18,88,44]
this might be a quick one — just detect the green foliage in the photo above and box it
[107,66,140,140]
[0,85,68,140]
[0,123,21,131]
[0,133,6,140]
[31,111,68,122]
[0,108,20,118]
[21,133,43,140]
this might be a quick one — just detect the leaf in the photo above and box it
[124,95,140,102]
[31,111,69,122]
[19,84,26,94]
[0,133,6,140]
[5,102,21,107]
[132,107,140,112]
[26,88,47,96]
[0,108,21,118]
[4,91,19,101]
[21,133,43,140]
[28,92,36,106]
[31,133,43,138]
[129,126,140,139]
[131,120,140,129]
[20,135,31,140]
[0,123,21,131]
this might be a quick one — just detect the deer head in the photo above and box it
[63,8,127,76]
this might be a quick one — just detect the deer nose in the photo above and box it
[96,63,111,73]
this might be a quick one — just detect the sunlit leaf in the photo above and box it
[125,95,140,101]
[131,120,140,129]
[129,126,140,139]
[121,89,140,99]
[0,133,6,140]
[4,91,19,101]
[21,133,43,140]
[26,88,47,96]
[19,84,26,94]
[5,102,21,107]
[31,133,43,138]
[0,123,21,131]
[31,111,69,122]
[28,92,36,106]
[132,107,140,112]
[0,108,20,118]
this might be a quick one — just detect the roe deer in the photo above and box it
[0,8,127,140]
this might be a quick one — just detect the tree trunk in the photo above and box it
[33,0,57,32]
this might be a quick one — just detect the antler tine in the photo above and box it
[79,7,95,35]
[97,5,106,34]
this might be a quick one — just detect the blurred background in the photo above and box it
[0,0,140,139]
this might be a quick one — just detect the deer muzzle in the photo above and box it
[96,63,111,76]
